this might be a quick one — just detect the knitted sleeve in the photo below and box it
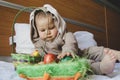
[62,32,78,54]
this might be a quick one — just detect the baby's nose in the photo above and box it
[46,30,51,35]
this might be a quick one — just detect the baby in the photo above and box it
[30,4,120,75]
[30,4,77,59]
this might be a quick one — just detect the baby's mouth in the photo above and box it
[45,36,53,40]
[47,36,52,38]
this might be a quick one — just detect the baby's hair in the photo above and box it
[34,9,57,28]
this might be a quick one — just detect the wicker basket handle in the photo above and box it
[11,7,36,53]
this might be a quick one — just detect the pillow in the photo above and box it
[74,31,97,50]
[14,23,35,54]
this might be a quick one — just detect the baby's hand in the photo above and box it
[57,52,75,59]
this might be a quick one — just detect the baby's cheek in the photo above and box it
[40,35,45,40]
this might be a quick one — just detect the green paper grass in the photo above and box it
[16,58,91,78]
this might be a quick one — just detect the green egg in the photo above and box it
[60,56,72,62]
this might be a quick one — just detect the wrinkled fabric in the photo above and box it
[74,31,97,50]
[83,46,105,74]
[83,46,104,61]
[33,32,78,56]
[0,61,25,80]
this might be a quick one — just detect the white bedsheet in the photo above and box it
[0,61,120,80]
[0,61,25,80]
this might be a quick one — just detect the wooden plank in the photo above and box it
[106,8,120,50]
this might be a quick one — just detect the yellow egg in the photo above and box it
[33,50,40,57]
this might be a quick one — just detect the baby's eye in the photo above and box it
[40,29,45,32]
[49,26,55,30]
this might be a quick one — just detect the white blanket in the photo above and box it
[0,61,120,80]
[0,61,25,80]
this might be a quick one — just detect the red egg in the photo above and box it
[44,53,56,64]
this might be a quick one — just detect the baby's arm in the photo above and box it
[57,32,78,59]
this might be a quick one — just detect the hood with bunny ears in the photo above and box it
[30,4,66,43]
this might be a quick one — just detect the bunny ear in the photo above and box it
[43,4,58,15]
[30,7,47,43]
[30,19,40,43]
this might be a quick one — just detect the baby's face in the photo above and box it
[35,15,58,42]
